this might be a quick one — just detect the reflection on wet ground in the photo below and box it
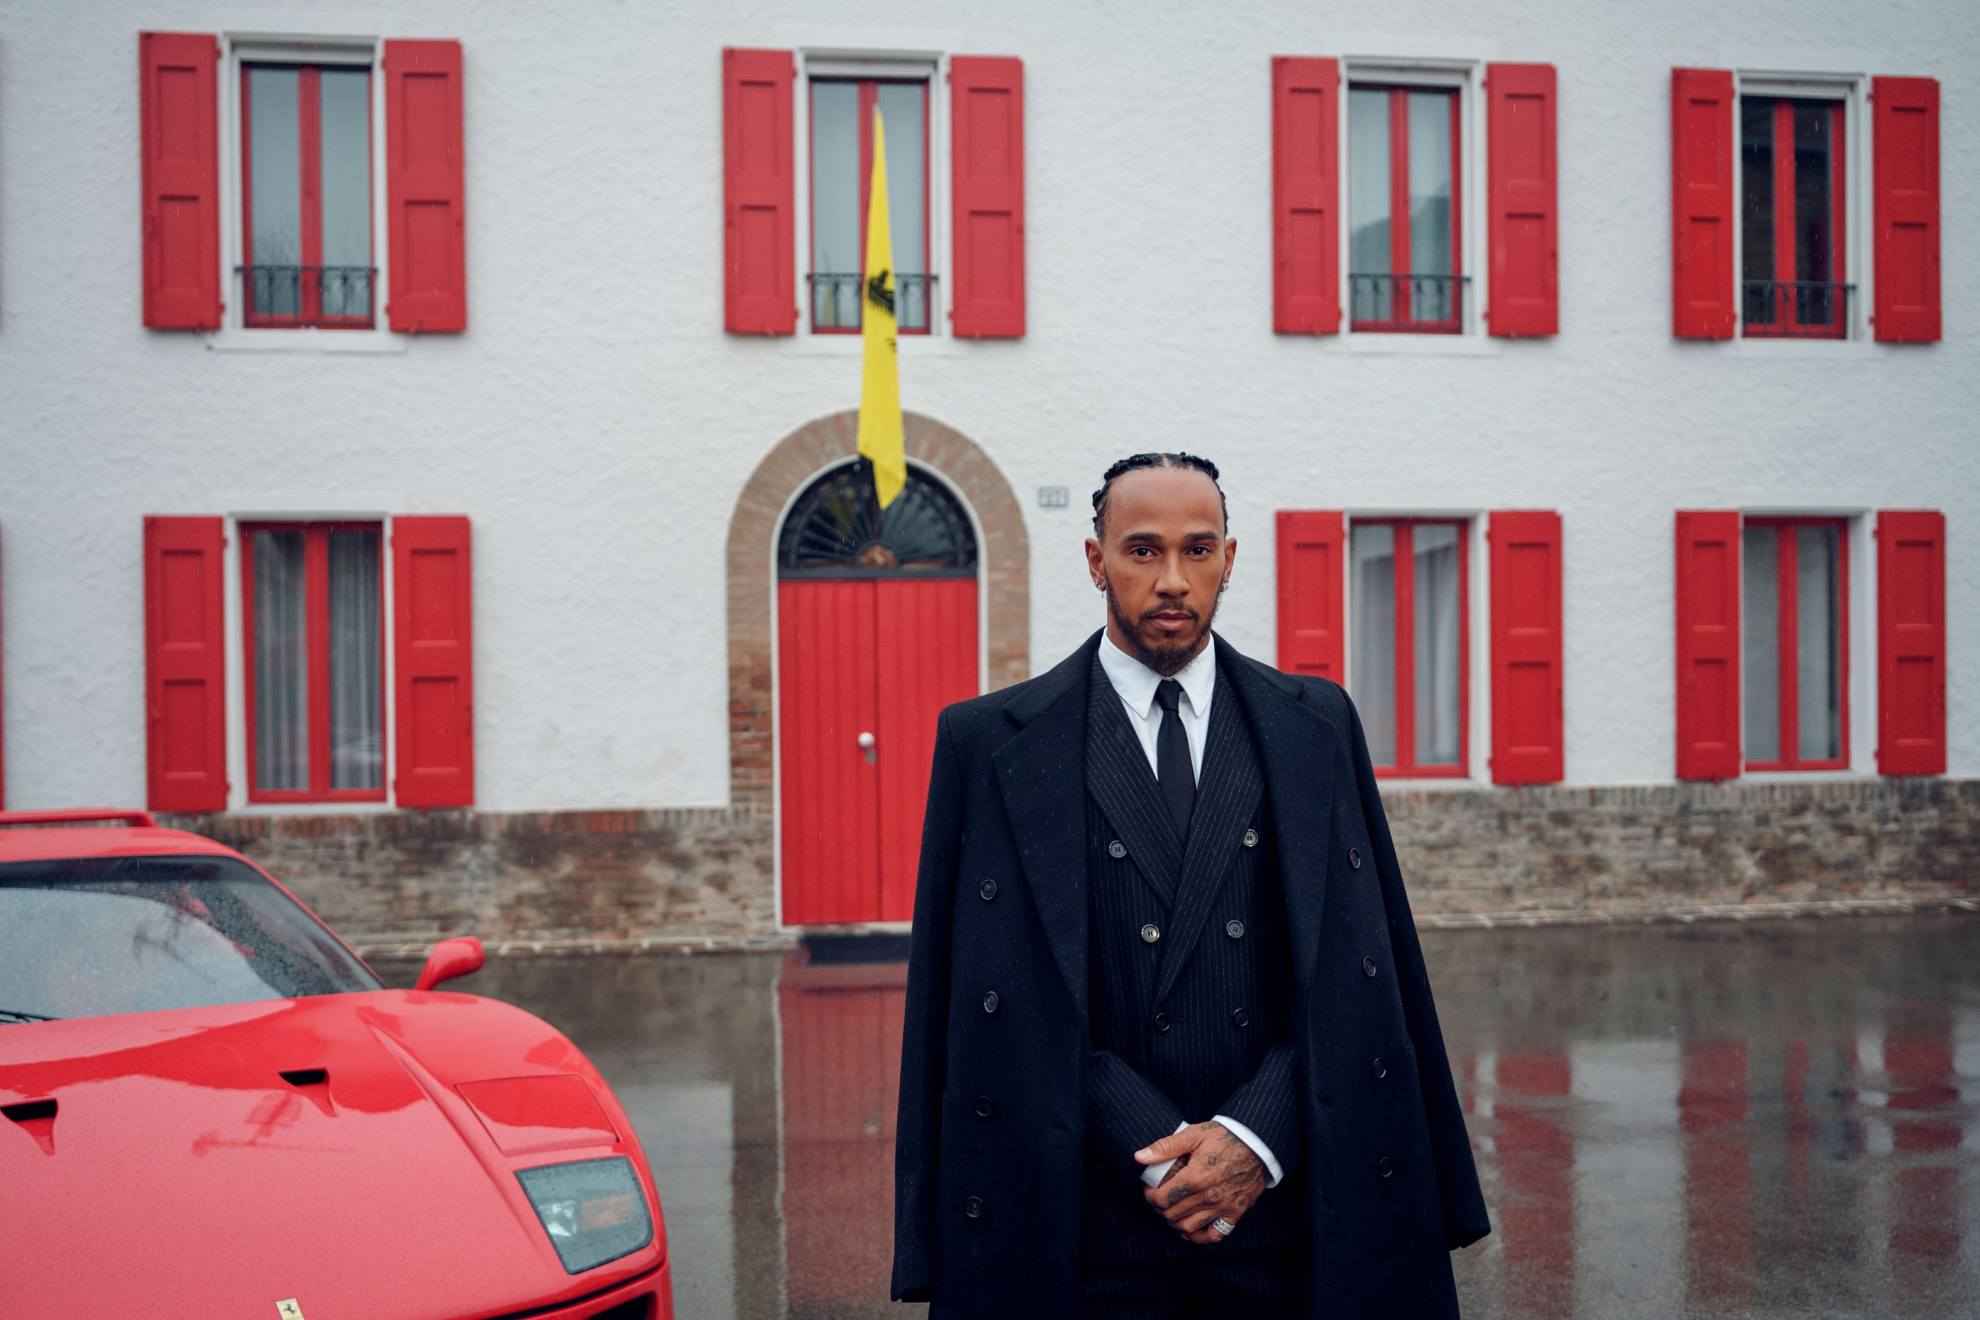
[381,914,1980,1318]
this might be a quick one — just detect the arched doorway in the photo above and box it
[776,460,981,925]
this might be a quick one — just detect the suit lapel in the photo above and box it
[1083,655,1182,908]
[1151,670,1265,1007]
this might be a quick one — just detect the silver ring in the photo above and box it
[1210,1217,1237,1238]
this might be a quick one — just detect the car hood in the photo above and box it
[0,991,664,1320]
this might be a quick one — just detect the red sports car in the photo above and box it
[0,810,673,1320]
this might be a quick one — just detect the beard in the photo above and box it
[1104,582,1220,677]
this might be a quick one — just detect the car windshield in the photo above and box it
[0,854,382,1021]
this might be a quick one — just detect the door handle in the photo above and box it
[857,731,877,764]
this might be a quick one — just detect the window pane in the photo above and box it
[1350,523,1397,766]
[876,83,929,330]
[1742,525,1780,763]
[1348,88,1392,322]
[810,81,861,329]
[246,67,302,318]
[1792,101,1837,324]
[252,531,309,790]
[1413,524,1462,766]
[1796,525,1842,761]
[319,68,373,321]
[328,530,383,790]
[1740,97,1776,325]
[1407,91,1455,322]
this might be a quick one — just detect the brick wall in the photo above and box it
[170,778,1980,946]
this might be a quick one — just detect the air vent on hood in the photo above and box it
[280,1068,329,1087]
[4,1097,58,1155]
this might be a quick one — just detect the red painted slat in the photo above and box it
[1487,63,1558,337]
[144,516,228,811]
[1674,510,1741,780]
[1271,57,1341,334]
[139,32,222,329]
[875,578,979,922]
[1872,77,1941,343]
[949,56,1026,338]
[1275,510,1344,680]
[724,48,796,335]
[391,516,474,807]
[1876,510,1945,775]
[1670,68,1735,339]
[384,40,468,332]
[1489,510,1564,784]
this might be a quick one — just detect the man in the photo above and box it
[892,453,1489,1318]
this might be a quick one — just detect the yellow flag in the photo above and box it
[857,107,907,510]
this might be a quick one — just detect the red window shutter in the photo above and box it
[384,39,468,333]
[950,56,1026,338]
[723,48,796,335]
[1276,511,1344,681]
[139,32,222,330]
[1670,68,1735,339]
[1489,511,1564,784]
[1876,510,1945,775]
[1872,77,1941,344]
[1271,57,1341,334]
[1674,511,1741,780]
[144,517,228,812]
[1486,63,1558,338]
[393,517,475,808]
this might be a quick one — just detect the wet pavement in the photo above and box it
[379,914,1980,1318]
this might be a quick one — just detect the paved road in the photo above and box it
[380,914,1980,1319]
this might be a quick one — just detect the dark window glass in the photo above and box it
[1740,98,1776,304]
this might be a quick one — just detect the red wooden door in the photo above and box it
[778,576,978,924]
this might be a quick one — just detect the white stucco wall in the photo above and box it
[1,0,1974,811]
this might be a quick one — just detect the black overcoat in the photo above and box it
[892,630,1490,1318]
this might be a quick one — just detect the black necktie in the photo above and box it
[1154,679,1196,840]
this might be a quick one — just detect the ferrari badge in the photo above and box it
[275,1301,305,1320]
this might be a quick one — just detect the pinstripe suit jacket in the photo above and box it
[893,629,1490,1319]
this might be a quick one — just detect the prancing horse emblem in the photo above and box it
[865,268,895,316]
[276,1301,305,1320]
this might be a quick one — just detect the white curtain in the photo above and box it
[1742,525,1781,762]
[253,531,309,790]
[1797,525,1841,760]
[1350,524,1397,765]
[1413,525,1462,765]
[329,531,383,789]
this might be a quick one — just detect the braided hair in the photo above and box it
[1090,452,1227,538]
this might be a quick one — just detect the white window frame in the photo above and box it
[211,32,404,355]
[1337,57,1489,348]
[784,47,960,356]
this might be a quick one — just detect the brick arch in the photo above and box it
[726,409,1030,808]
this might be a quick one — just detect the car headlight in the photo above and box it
[516,1156,653,1274]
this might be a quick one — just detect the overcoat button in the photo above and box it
[1152,1011,1171,1032]
[1361,956,1378,978]
[1140,923,1162,944]
[982,990,1000,1013]
[1231,1007,1250,1028]
[1349,846,1363,869]
[1242,829,1259,848]
[964,1196,984,1218]
[1372,1056,1388,1079]
[974,1096,994,1117]
[979,878,998,901]
[1108,840,1128,859]
[1225,919,1245,940]
[1376,1156,1394,1180]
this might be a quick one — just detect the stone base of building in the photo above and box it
[168,778,1980,949]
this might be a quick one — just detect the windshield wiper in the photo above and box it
[0,1009,58,1023]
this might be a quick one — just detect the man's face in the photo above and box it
[1084,466,1236,676]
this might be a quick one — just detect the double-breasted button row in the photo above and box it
[1376,1155,1394,1180]
[1372,1055,1389,1080]
[1349,846,1363,869]
[973,1096,995,1117]
[1361,955,1379,979]
[1140,923,1161,944]
[1108,839,1128,859]
[964,1195,984,1218]
[1152,1010,1171,1032]
[979,878,998,901]
[982,990,1000,1013]
[1242,828,1259,848]
[1231,1007,1251,1028]
[1225,919,1246,940]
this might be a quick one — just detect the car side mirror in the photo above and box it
[414,935,486,991]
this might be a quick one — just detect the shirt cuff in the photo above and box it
[1212,1114,1283,1188]
[1138,1120,1191,1188]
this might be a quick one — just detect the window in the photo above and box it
[808,78,931,334]
[1348,85,1462,332]
[241,523,385,801]
[1741,518,1848,769]
[240,63,375,328]
[1350,519,1469,775]
[1740,95,1846,338]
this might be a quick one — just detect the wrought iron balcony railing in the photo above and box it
[808,272,936,334]
[238,265,377,327]
[1348,272,1468,332]
[1741,280,1852,339]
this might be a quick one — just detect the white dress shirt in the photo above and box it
[1095,630,1285,1191]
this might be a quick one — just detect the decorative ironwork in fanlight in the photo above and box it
[778,461,978,578]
